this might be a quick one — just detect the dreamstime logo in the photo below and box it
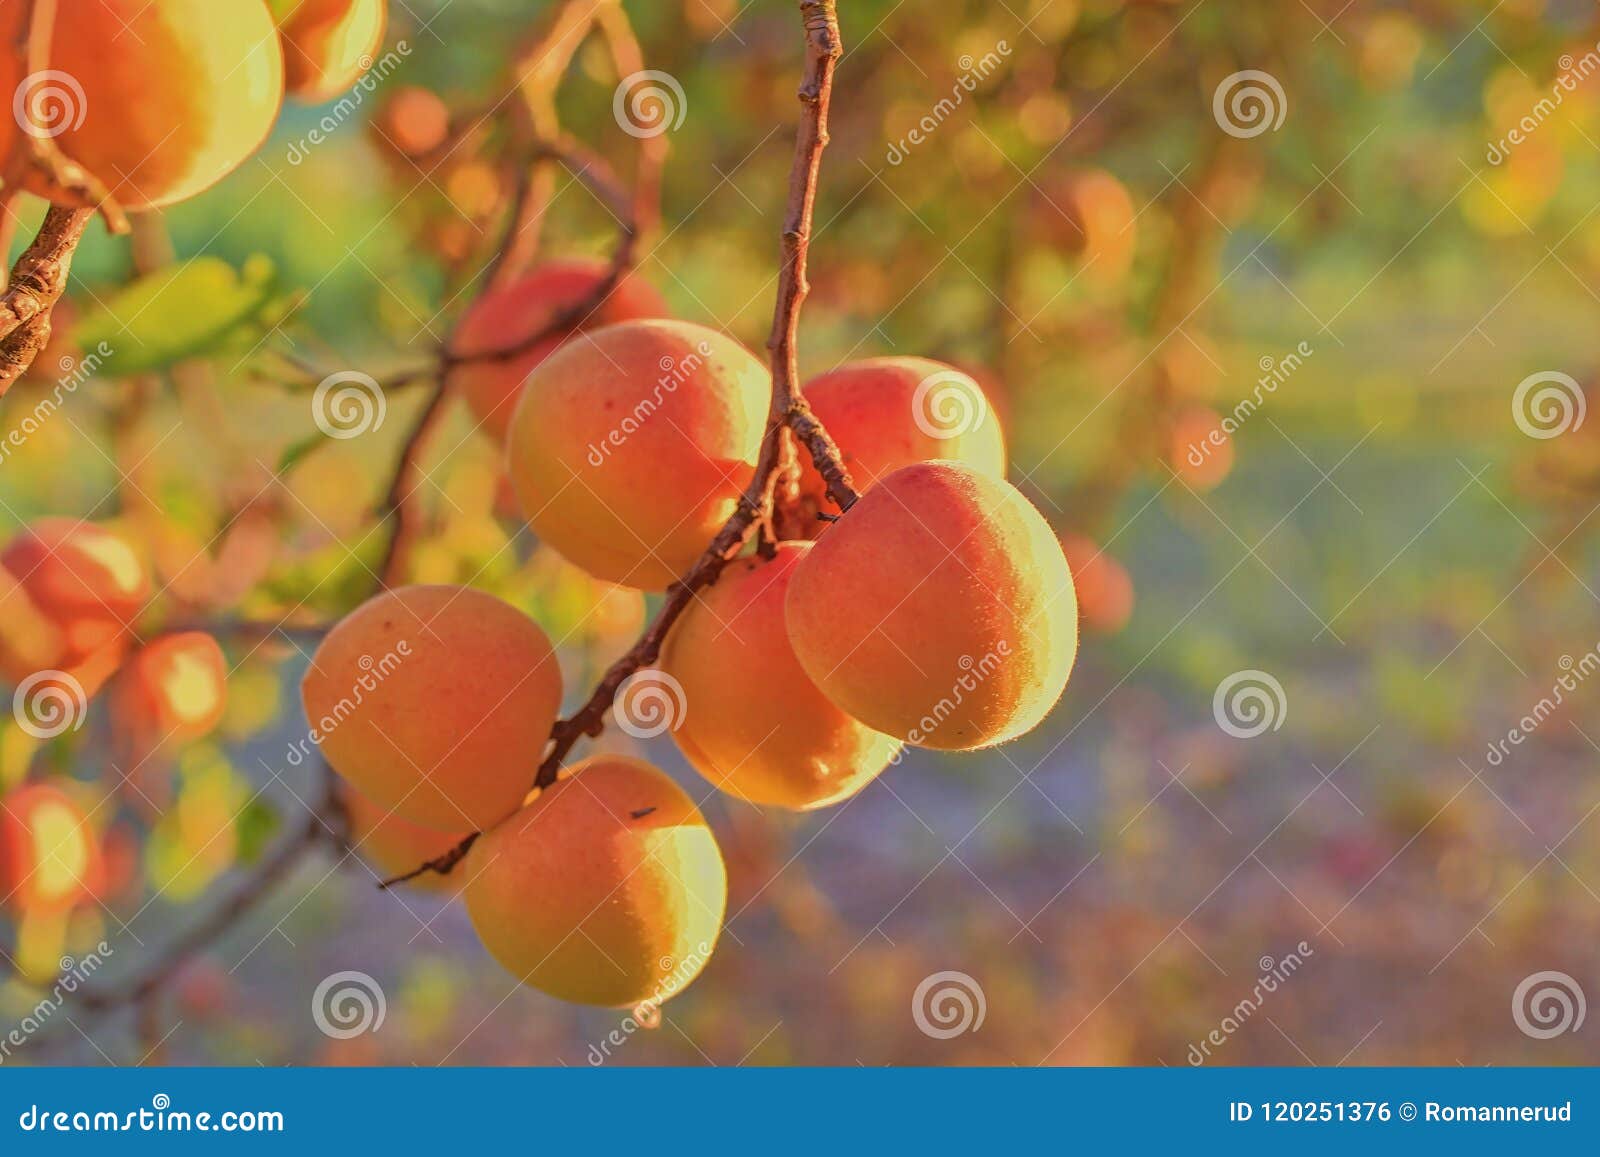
[1511,371,1586,439]
[1188,942,1314,1064]
[613,669,687,739]
[0,341,114,469]
[585,341,713,466]
[13,70,87,139]
[13,669,87,739]
[1186,341,1314,466]
[312,371,386,439]
[311,970,386,1039]
[893,644,1011,758]
[0,942,113,1064]
[1512,970,1586,1039]
[1486,41,1600,165]
[284,41,412,164]
[1212,70,1287,138]
[912,970,986,1039]
[585,940,712,1065]
[1212,669,1286,739]
[885,41,1012,164]
[912,370,988,441]
[288,643,412,767]
[613,70,687,138]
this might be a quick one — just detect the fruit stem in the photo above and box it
[379,0,865,887]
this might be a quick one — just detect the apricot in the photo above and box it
[341,786,468,895]
[375,85,450,158]
[302,585,561,831]
[0,783,103,913]
[660,543,900,809]
[1,519,150,663]
[271,0,387,104]
[451,260,668,444]
[785,462,1077,749]
[791,357,1006,521]
[0,563,66,682]
[1035,168,1137,287]
[464,755,725,1007]
[505,320,769,589]
[109,632,229,753]
[1060,534,1134,635]
[0,0,284,211]
[1169,405,1235,491]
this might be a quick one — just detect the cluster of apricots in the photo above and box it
[304,269,1085,1010]
[0,0,386,212]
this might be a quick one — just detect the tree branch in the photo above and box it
[382,0,858,889]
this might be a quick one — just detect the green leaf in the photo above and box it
[76,255,301,377]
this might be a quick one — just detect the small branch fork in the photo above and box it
[380,0,859,889]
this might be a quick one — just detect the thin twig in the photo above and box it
[382,0,858,888]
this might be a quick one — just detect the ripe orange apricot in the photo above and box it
[1,519,150,663]
[451,260,668,444]
[464,755,725,1007]
[375,84,450,158]
[302,585,561,831]
[791,357,1006,521]
[660,543,900,809]
[0,783,103,914]
[0,0,284,211]
[786,461,1078,749]
[1060,534,1134,635]
[341,786,467,895]
[109,632,229,753]
[271,0,387,103]
[505,320,769,589]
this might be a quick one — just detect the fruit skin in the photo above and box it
[1,519,150,665]
[341,786,467,895]
[110,631,229,752]
[450,260,668,444]
[785,461,1077,749]
[0,783,104,914]
[0,0,285,211]
[464,755,725,1007]
[791,357,1006,522]
[302,585,562,831]
[506,319,769,590]
[660,543,900,809]
[272,0,387,103]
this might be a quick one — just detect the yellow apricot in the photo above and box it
[464,755,725,1007]
[785,461,1077,749]
[660,543,900,809]
[0,0,284,211]
[793,357,1005,518]
[272,0,387,104]
[505,320,769,589]
[302,585,561,831]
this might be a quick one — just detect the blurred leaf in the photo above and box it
[77,255,303,377]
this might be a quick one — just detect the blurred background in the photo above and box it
[4,0,1600,1066]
